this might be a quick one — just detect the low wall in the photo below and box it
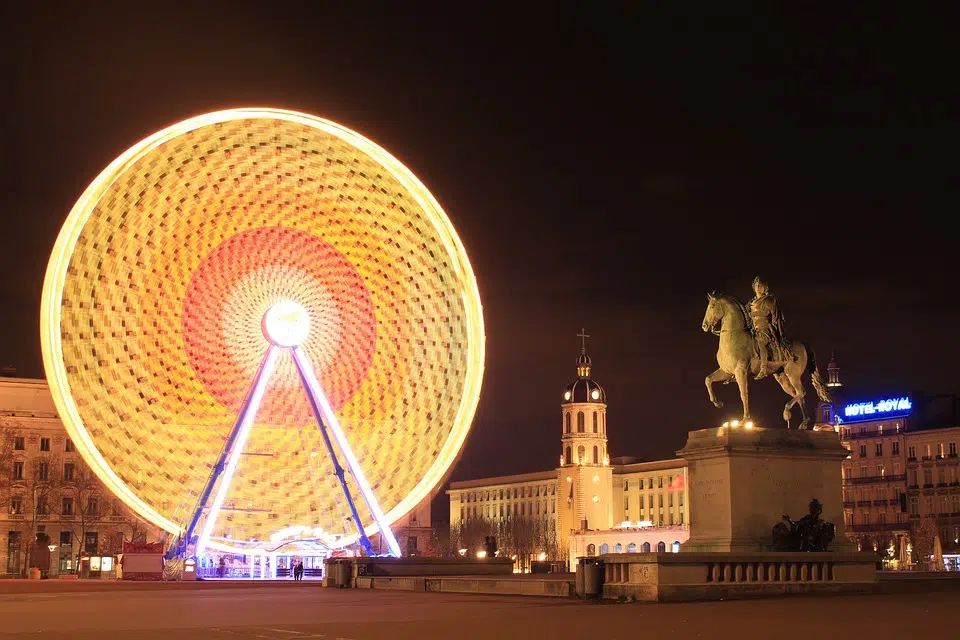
[354,575,574,597]
[329,557,514,581]
[600,552,877,602]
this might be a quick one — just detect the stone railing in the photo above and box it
[599,552,877,602]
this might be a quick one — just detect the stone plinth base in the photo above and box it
[601,552,877,602]
[677,426,854,552]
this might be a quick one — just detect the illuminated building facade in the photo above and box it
[824,361,960,568]
[0,377,160,577]
[448,343,689,568]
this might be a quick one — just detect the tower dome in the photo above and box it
[563,330,606,404]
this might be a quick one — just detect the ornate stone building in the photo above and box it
[0,376,161,577]
[448,342,689,569]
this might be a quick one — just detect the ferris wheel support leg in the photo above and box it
[187,346,280,557]
[291,345,403,558]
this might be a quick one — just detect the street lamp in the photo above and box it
[47,544,57,553]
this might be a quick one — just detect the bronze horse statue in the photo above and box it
[701,292,831,429]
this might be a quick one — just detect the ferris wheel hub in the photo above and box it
[262,300,310,347]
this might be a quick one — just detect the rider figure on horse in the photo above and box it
[749,276,790,380]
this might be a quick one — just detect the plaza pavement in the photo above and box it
[0,580,957,639]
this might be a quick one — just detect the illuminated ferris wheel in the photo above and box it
[41,108,485,558]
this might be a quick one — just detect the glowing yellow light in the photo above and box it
[566,476,572,483]
[591,389,600,400]
[262,300,310,347]
[538,552,547,561]
[732,420,740,427]
[40,108,486,546]
[592,495,600,503]
[563,391,571,401]
[745,421,754,429]
[476,550,487,559]
[722,422,730,427]
[592,475,600,483]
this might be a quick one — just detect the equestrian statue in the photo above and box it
[701,277,831,429]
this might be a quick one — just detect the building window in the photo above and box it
[592,412,598,433]
[924,445,932,458]
[861,512,870,525]
[624,481,629,491]
[892,441,900,455]
[565,413,571,434]
[657,541,666,552]
[950,442,958,456]
[84,532,98,554]
[460,507,464,520]
[923,469,933,486]
[894,463,900,475]
[38,462,49,481]
[877,464,885,477]
[628,542,637,552]
[875,443,883,456]
[938,443,945,458]
[587,544,596,556]
[577,412,585,433]
[679,493,684,507]
[14,436,24,451]
[941,496,949,514]
[12,462,23,481]
[592,446,598,464]
[925,497,934,514]
[600,543,609,555]
[658,477,663,489]
[860,465,867,478]
[647,478,653,489]
[952,496,959,514]
[577,445,585,465]
[641,542,651,553]
[679,512,684,525]
[37,497,49,515]
[10,496,22,515]
[87,497,98,516]
[858,444,866,457]
[62,497,73,516]
[65,438,75,452]
[648,495,653,509]
[565,447,571,465]
[668,493,674,507]
[668,512,674,525]
[624,496,629,511]
[910,497,918,515]
[658,495,664,508]
[878,512,886,525]
[614,543,623,553]
[908,446,916,459]
[39,438,50,452]
[63,463,74,481]
[938,468,946,485]
[909,470,918,487]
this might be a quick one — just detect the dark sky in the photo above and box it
[2,5,957,492]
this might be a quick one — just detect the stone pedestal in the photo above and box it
[677,426,855,553]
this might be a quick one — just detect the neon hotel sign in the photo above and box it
[842,396,913,422]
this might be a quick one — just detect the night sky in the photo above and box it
[2,5,957,495]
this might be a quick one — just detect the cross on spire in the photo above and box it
[577,328,590,354]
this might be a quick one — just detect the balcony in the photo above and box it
[843,474,907,485]
[872,500,888,506]
[842,501,856,508]
[848,524,908,532]
[888,499,901,506]
[856,500,872,507]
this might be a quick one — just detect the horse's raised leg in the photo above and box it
[705,368,734,408]
[734,366,750,421]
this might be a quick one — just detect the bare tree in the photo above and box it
[62,463,105,562]
[19,453,63,576]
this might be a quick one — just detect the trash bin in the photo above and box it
[576,557,603,598]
